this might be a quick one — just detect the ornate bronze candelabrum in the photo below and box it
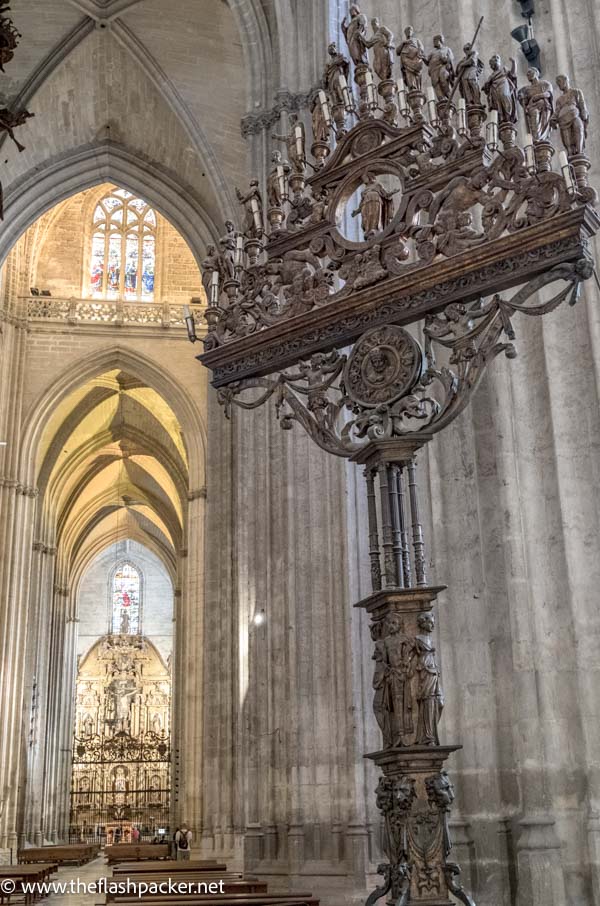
[193,10,598,905]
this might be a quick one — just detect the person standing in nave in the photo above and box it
[175,823,192,861]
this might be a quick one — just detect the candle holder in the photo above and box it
[407,89,426,124]
[570,153,598,204]
[534,140,554,173]
[466,104,486,145]
[267,206,285,232]
[244,239,263,267]
[289,173,306,200]
[311,140,330,170]
[499,122,517,149]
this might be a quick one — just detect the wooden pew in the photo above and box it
[0,863,60,905]
[105,845,170,864]
[105,880,268,902]
[18,844,97,865]
[112,860,227,874]
[103,893,319,906]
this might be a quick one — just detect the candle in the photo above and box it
[427,87,438,126]
[339,74,353,111]
[234,234,244,267]
[209,270,219,306]
[396,78,408,117]
[250,196,262,232]
[182,304,191,320]
[294,123,304,158]
[318,89,332,127]
[365,69,377,108]
[524,132,536,173]
[558,150,575,195]
[457,97,467,136]
[276,164,286,202]
[486,109,498,152]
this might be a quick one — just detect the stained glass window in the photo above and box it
[111,562,141,635]
[89,189,156,301]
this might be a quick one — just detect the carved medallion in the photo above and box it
[344,325,423,407]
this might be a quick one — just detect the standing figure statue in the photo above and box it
[219,220,237,278]
[551,74,589,156]
[201,244,226,297]
[311,92,331,145]
[414,613,444,746]
[455,43,483,107]
[351,172,399,239]
[518,67,554,142]
[371,622,391,746]
[427,34,455,102]
[323,43,351,107]
[271,113,306,175]
[397,26,425,91]
[383,614,414,746]
[267,149,286,207]
[236,179,264,238]
[483,55,518,124]
[365,17,395,82]
[341,3,368,66]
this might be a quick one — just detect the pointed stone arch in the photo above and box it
[20,343,207,493]
[0,142,219,272]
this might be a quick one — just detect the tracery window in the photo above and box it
[111,562,141,635]
[89,189,156,301]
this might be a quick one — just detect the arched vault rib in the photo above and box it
[0,142,219,272]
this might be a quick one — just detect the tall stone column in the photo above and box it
[173,489,207,838]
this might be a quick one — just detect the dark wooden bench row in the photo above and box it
[105,880,268,903]
[18,844,98,865]
[112,860,227,874]
[105,845,170,864]
[0,863,60,905]
[102,893,319,906]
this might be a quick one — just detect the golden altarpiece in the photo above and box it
[69,566,171,843]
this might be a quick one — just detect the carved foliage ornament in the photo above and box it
[218,259,594,457]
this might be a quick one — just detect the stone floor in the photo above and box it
[44,856,106,905]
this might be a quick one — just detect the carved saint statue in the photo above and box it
[236,179,264,238]
[201,244,226,296]
[455,43,483,107]
[365,17,395,82]
[384,614,414,746]
[219,220,237,278]
[414,613,444,745]
[271,113,306,175]
[551,74,589,156]
[83,714,94,737]
[518,67,554,143]
[323,43,351,107]
[427,35,455,102]
[267,149,285,207]
[351,172,399,239]
[483,55,518,125]
[311,93,331,145]
[396,26,425,91]
[341,3,368,66]
[371,622,391,745]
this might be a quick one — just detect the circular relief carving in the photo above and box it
[344,325,423,408]
[351,128,383,158]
